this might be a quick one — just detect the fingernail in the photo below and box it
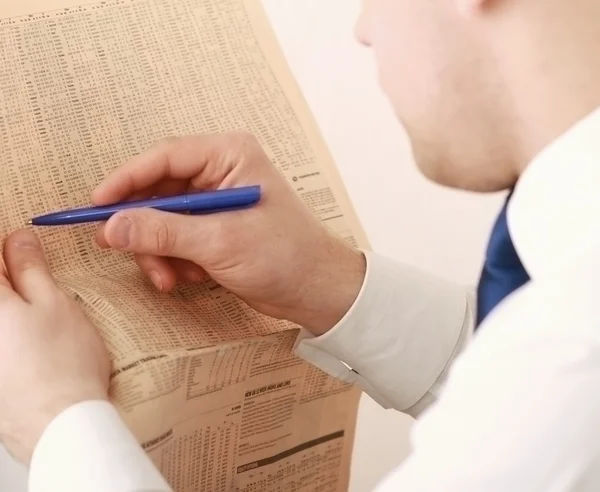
[185,270,202,282]
[13,231,40,249]
[149,270,163,291]
[111,216,132,249]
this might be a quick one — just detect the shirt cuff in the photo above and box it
[29,400,172,492]
[294,250,472,415]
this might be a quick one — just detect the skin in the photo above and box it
[0,231,110,463]
[355,0,600,191]
[3,0,600,464]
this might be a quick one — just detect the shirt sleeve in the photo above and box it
[29,400,172,492]
[294,250,475,417]
[373,256,600,492]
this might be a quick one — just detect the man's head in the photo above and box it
[356,0,600,192]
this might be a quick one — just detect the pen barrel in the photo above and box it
[31,199,189,225]
[30,186,261,226]
[187,186,261,213]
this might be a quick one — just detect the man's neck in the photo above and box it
[491,0,600,173]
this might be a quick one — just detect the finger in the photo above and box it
[133,256,206,292]
[102,208,205,261]
[134,254,177,292]
[124,179,190,203]
[94,176,201,249]
[168,257,207,283]
[155,179,190,197]
[3,229,57,303]
[95,223,109,249]
[0,256,17,302]
[91,132,255,206]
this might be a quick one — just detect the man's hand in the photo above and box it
[0,229,111,464]
[92,132,366,335]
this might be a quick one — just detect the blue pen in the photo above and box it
[28,185,261,226]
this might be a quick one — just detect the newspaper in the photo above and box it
[0,1,370,490]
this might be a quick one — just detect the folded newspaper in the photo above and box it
[0,1,370,490]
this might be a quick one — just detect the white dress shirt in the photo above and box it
[27,107,600,491]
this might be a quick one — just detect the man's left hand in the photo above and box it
[0,229,111,464]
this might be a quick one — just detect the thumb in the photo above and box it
[3,229,57,303]
[103,208,202,261]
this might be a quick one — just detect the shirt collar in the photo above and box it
[508,106,600,279]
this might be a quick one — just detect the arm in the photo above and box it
[26,252,469,492]
[89,133,474,418]
[295,250,475,417]
[29,402,172,492]
[0,229,172,492]
[373,252,600,491]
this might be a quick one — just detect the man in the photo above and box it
[2,0,600,490]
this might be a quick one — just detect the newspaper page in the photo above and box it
[0,1,371,490]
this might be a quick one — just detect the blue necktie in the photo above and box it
[476,193,530,327]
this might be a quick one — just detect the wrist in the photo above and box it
[288,239,367,336]
[7,390,108,465]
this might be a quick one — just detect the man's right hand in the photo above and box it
[92,132,366,336]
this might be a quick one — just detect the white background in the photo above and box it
[0,1,503,490]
